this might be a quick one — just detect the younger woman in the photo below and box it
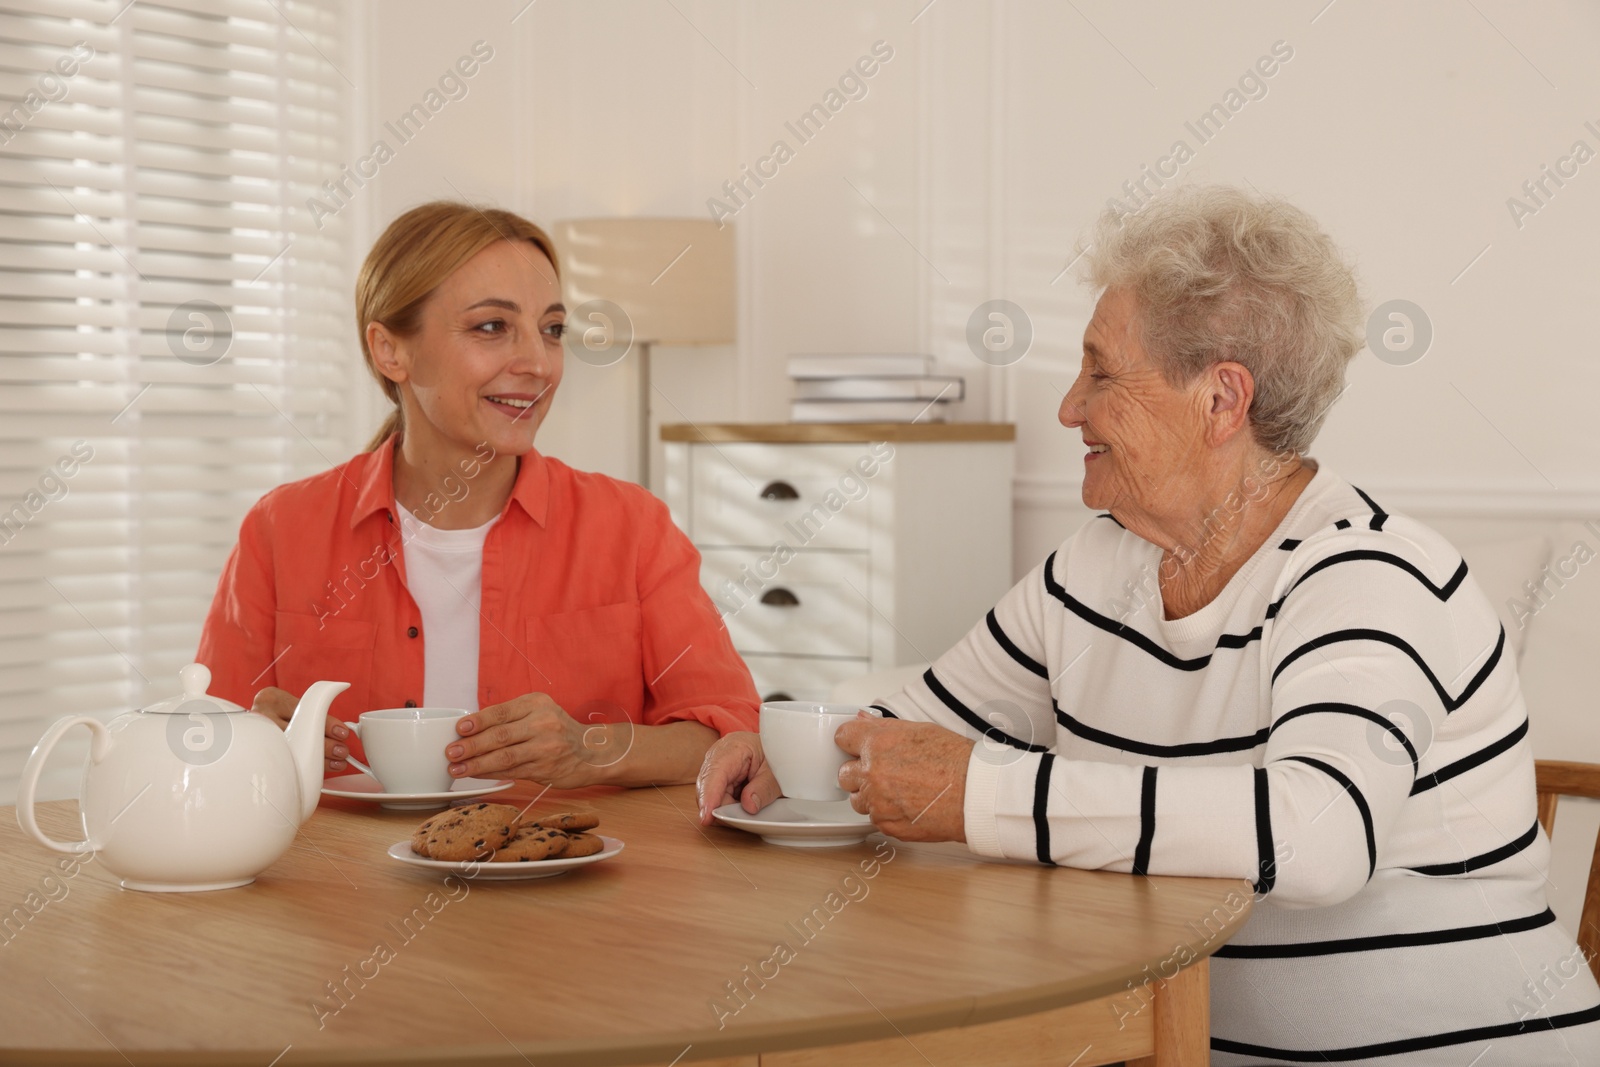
[198,201,758,788]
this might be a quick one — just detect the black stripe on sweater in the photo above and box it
[1410,717,1528,795]
[1281,755,1376,879]
[1271,702,1419,775]
[1252,767,1275,896]
[1213,907,1556,959]
[1271,625,1504,713]
[1053,700,1268,758]
[1096,512,1125,529]
[1263,552,1468,624]
[985,610,1047,678]
[1033,753,1056,866]
[1131,767,1157,876]
[1212,1002,1600,1062]
[867,704,897,719]
[1407,820,1539,876]
[1414,825,1536,883]
[921,668,1048,753]
[1352,484,1389,531]
[1042,552,1261,670]
[1282,550,1469,605]
[1045,546,1472,675]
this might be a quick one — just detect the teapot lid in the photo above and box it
[140,663,246,716]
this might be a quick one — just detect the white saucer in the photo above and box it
[386,836,625,879]
[711,797,876,847]
[321,773,513,811]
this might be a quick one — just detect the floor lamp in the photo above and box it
[551,218,736,489]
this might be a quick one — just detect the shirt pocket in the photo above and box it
[273,611,376,720]
[524,601,645,723]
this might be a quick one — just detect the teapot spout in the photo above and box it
[284,680,351,821]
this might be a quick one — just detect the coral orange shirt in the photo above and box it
[196,437,759,738]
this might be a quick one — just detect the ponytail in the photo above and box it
[364,409,403,453]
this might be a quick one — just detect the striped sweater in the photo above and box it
[878,465,1600,1064]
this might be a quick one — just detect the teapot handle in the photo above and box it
[16,715,108,854]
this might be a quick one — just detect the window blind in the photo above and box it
[0,0,352,801]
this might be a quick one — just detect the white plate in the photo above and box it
[712,797,877,847]
[321,773,513,811]
[385,835,625,880]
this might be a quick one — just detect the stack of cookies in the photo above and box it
[410,803,605,863]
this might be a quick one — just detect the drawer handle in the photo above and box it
[763,691,795,702]
[759,587,800,607]
[759,480,800,501]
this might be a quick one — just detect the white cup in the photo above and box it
[760,702,863,802]
[344,707,467,794]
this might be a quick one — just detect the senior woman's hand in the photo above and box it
[696,731,781,825]
[835,713,974,843]
[446,693,603,788]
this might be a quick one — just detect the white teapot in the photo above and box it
[15,663,348,892]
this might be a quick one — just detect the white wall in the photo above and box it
[363,0,1600,534]
[363,0,1600,928]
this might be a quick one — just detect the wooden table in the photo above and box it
[0,784,1251,1066]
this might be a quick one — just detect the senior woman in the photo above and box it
[699,187,1600,1062]
[199,201,758,788]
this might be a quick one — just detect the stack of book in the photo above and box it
[787,354,964,423]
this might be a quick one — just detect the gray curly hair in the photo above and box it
[1082,185,1363,455]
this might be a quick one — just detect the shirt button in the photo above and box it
[407,626,419,638]
[404,699,417,708]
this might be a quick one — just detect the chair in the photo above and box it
[1535,760,1600,983]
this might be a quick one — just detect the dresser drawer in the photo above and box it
[700,547,871,658]
[689,443,881,551]
[741,654,871,704]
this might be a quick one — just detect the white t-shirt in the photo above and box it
[395,502,497,712]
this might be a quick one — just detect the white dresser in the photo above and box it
[662,422,1015,703]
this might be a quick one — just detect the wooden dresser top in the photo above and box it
[660,422,1016,444]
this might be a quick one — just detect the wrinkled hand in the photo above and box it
[446,693,608,788]
[696,731,781,825]
[250,686,351,775]
[835,713,973,843]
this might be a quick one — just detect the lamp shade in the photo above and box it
[551,217,735,345]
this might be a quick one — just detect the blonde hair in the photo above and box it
[356,201,561,451]
[1082,185,1362,455]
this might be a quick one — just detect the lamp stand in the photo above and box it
[637,340,654,491]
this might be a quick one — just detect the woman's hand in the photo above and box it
[446,693,605,788]
[696,731,780,825]
[835,713,974,843]
[249,686,352,774]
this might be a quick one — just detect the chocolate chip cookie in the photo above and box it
[527,811,600,833]
[491,825,572,863]
[559,832,605,858]
[412,802,521,861]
